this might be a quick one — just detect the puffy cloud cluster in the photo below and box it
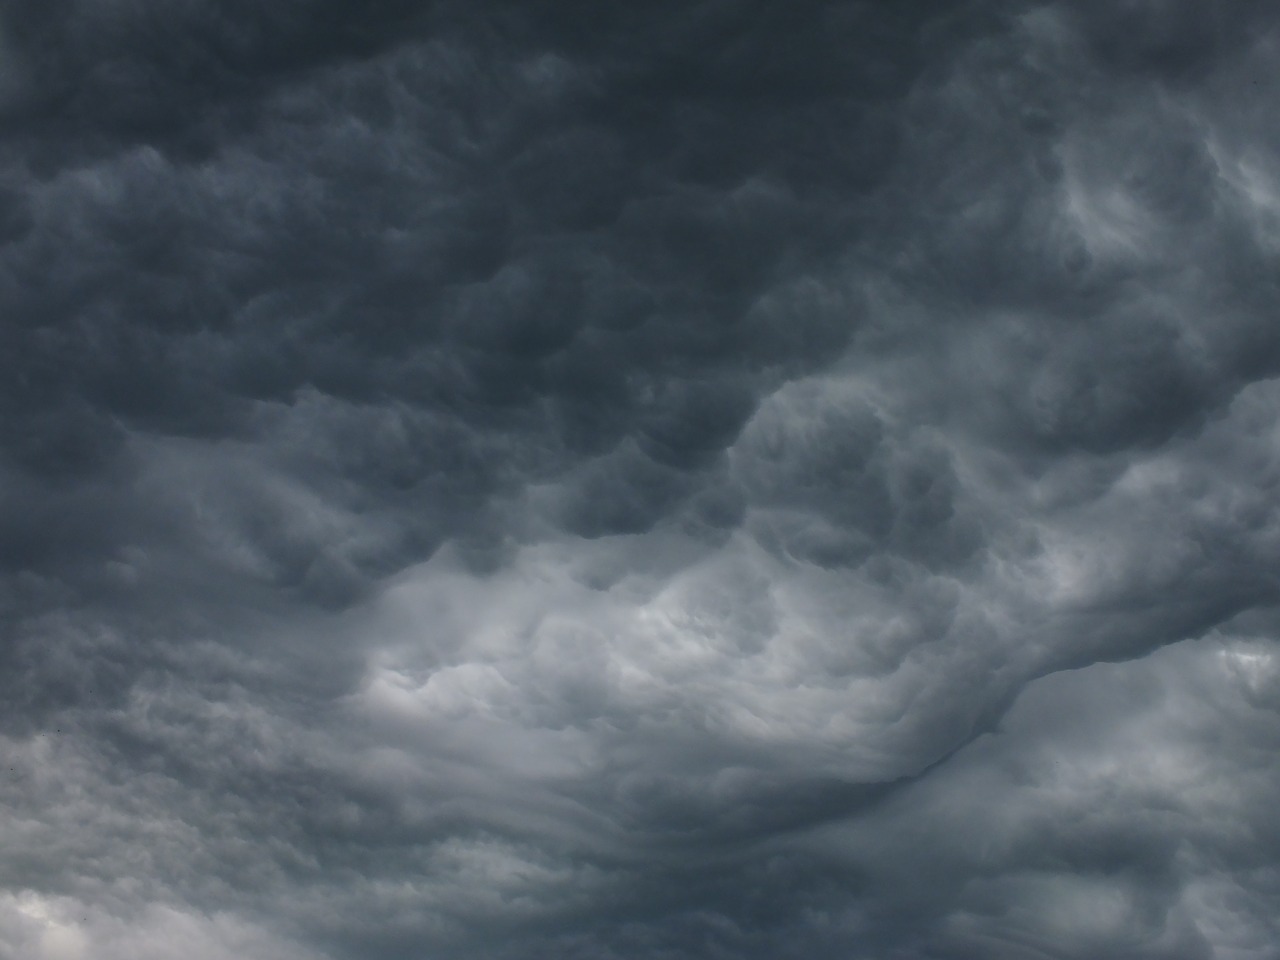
[2,1,1280,958]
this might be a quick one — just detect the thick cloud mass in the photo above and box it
[3,1,1280,958]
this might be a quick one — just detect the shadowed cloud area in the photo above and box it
[2,1,1280,957]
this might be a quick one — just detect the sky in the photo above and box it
[2,1,1279,958]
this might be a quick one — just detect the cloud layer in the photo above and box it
[3,1,1280,958]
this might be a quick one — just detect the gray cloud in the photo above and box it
[3,1,1280,958]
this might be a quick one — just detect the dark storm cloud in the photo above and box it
[4,1,1280,958]
[0,1,898,598]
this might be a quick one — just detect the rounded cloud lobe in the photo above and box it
[3,1,1280,958]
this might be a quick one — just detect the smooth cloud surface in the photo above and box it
[3,1,1280,958]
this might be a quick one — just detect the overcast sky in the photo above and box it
[2,1,1280,958]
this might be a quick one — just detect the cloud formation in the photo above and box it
[3,1,1280,958]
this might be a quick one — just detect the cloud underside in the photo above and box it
[2,1,1280,958]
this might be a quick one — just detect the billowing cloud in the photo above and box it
[3,1,1279,958]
